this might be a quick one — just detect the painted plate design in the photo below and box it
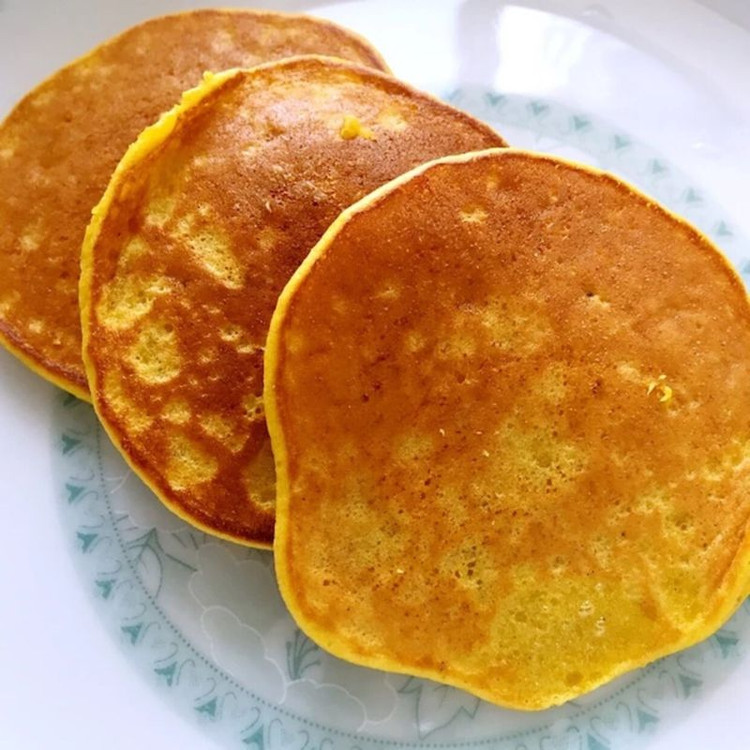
[54,92,750,750]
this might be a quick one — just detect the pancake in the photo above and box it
[80,57,507,547]
[266,148,750,709]
[0,8,389,399]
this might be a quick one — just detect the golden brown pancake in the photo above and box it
[80,57,507,546]
[266,148,750,709]
[0,8,389,399]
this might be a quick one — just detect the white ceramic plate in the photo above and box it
[2,2,750,748]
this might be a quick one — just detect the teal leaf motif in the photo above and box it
[529,100,549,117]
[121,622,143,645]
[95,578,115,599]
[715,220,733,238]
[485,92,505,107]
[62,393,80,408]
[243,725,265,749]
[61,434,82,455]
[650,160,667,174]
[613,134,630,150]
[77,531,98,553]
[444,88,461,104]
[587,735,608,750]
[196,696,219,719]
[636,708,658,731]
[286,628,321,680]
[399,678,480,738]
[154,661,177,687]
[742,260,750,277]
[678,673,702,697]
[683,187,702,204]
[714,631,739,658]
[65,483,85,504]
[125,528,196,598]
[572,115,590,131]
[126,528,196,571]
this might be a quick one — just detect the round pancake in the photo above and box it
[80,57,507,547]
[266,149,750,709]
[0,8,389,399]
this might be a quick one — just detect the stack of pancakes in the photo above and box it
[3,8,749,711]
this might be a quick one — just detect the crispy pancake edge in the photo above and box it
[265,147,750,708]
[0,8,390,400]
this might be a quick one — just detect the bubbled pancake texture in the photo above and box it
[84,58,506,545]
[271,151,750,708]
[0,9,387,395]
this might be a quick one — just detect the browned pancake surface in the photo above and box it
[0,9,388,398]
[81,58,506,545]
[267,149,750,708]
